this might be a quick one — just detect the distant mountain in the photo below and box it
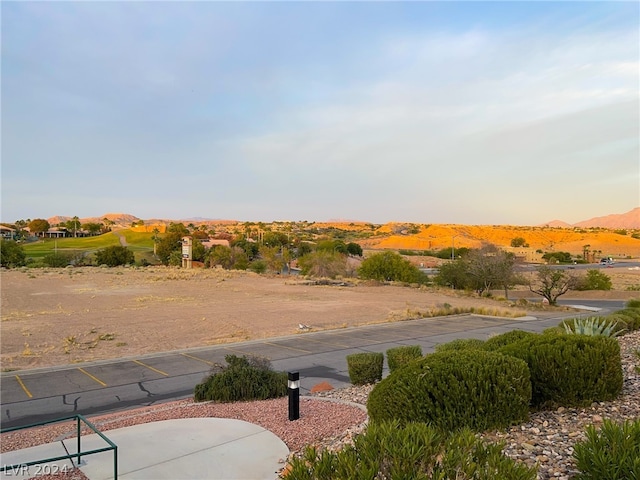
[543,208,640,229]
[543,220,572,228]
[574,207,640,229]
[47,213,141,226]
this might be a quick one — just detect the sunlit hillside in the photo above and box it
[360,224,640,260]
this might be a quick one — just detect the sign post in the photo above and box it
[181,236,193,269]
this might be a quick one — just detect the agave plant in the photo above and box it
[563,316,625,337]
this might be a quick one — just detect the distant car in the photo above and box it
[600,258,614,266]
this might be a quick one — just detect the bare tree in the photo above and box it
[466,245,517,298]
[529,265,577,305]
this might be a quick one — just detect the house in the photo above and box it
[0,225,15,239]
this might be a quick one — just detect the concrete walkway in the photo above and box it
[1,418,289,480]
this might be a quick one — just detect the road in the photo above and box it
[0,301,622,429]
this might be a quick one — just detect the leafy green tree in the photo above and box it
[231,238,259,260]
[358,251,426,284]
[28,219,50,235]
[82,222,103,235]
[435,259,473,290]
[13,220,28,240]
[192,238,206,262]
[510,237,529,247]
[262,231,289,247]
[346,242,363,256]
[207,245,249,270]
[156,223,189,265]
[576,270,612,291]
[295,241,314,257]
[298,250,347,278]
[65,216,81,237]
[259,245,284,273]
[94,245,135,267]
[316,239,347,253]
[0,239,26,267]
[529,265,577,305]
[542,251,573,264]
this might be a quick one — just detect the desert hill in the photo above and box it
[359,223,639,259]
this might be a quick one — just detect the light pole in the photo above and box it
[451,235,458,261]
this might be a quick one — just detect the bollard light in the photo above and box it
[288,371,300,421]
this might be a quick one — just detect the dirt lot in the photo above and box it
[2,266,639,371]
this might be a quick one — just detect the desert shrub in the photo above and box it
[541,326,565,336]
[574,270,612,291]
[42,252,72,267]
[346,352,383,385]
[386,345,422,373]
[248,259,267,273]
[612,308,640,331]
[358,251,427,284]
[194,354,287,402]
[434,338,485,353]
[626,298,640,308]
[367,349,531,432]
[94,245,135,267]
[283,421,537,480]
[0,239,26,268]
[560,316,625,337]
[498,334,623,409]
[483,330,537,351]
[573,419,640,479]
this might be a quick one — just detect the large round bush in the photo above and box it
[367,349,531,432]
[498,334,622,409]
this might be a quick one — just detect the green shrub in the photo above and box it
[42,252,72,267]
[483,330,537,351]
[194,355,287,402]
[0,239,26,268]
[498,334,623,409]
[541,326,565,336]
[626,298,640,309]
[346,352,383,385]
[386,345,422,373]
[94,245,135,267]
[560,316,625,337]
[573,419,640,479]
[283,421,537,480]
[367,349,531,432]
[612,308,640,331]
[434,338,485,353]
[574,270,612,291]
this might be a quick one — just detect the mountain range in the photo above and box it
[542,207,639,229]
[46,207,640,230]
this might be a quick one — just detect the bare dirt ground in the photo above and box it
[2,266,639,371]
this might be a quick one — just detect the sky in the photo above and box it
[2,1,639,226]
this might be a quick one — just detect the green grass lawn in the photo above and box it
[23,230,154,259]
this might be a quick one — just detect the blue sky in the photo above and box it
[2,1,638,225]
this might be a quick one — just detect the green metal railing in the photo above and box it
[1,414,118,479]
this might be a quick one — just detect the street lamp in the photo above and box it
[451,235,458,261]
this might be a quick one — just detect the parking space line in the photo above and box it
[181,353,214,366]
[296,336,350,348]
[15,375,32,398]
[133,360,169,376]
[263,342,312,353]
[224,346,256,356]
[77,368,107,387]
